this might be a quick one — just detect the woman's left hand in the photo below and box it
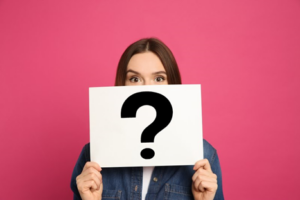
[192,159,218,200]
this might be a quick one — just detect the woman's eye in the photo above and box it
[155,77,165,82]
[129,77,140,82]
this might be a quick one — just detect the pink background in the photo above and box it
[1,0,300,199]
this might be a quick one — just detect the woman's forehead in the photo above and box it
[127,52,165,73]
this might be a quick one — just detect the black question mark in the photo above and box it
[121,91,173,159]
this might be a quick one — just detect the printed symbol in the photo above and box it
[121,91,173,159]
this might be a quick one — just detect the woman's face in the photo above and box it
[125,52,168,86]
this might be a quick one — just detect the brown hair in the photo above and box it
[114,38,182,86]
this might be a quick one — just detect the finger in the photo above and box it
[193,176,205,192]
[76,169,102,191]
[97,180,103,196]
[79,180,98,192]
[193,173,217,185]
[82,172,102,190]
[193,159,212,172]
[192,168,217,182]
[200,181,218,193]
[192,168,200,182]
[193,173,217,193]
[79,168,102,188]
[82,162,102,172]
[80,166,102,181]
[90,180,98,190]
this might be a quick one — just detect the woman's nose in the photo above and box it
[143,80,154,85]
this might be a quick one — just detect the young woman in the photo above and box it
[71,38,224,200]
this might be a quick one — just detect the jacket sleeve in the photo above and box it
[70,143,90,200]
[210,150,224,200]
[203,139,224,200]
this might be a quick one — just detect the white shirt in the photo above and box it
[142,166,154,200]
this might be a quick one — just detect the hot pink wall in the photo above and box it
[1,0,300,199]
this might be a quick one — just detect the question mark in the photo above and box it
[121,91,173,159]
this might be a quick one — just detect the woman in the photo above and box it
[71,38,224,200]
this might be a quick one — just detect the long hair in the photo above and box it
[115,38,181,86]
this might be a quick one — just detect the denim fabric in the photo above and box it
[71,139,224,200]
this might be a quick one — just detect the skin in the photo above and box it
[76,52,218,200]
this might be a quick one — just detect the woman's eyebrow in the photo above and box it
[153,71,167,75]
[126,69,140,74]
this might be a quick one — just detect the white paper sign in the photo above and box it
[89,84,203,167]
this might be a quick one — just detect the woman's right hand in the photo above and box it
[76,162,103,200]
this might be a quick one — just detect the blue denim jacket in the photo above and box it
[71,139,224,200]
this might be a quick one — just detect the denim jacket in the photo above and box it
[71,139,224,200]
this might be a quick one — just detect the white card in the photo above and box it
[89,84,203,167]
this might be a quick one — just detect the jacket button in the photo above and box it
[153,177,158,182]
[135,185,138,191]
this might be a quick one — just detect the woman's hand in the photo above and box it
[76,162,103,200]
[192,159,218,200]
